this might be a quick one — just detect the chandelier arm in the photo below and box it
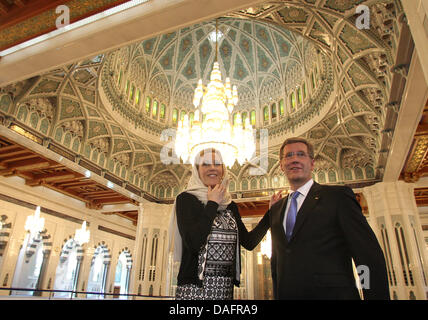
[215,18,218,62]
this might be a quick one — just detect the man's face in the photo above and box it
[280,142,314,188]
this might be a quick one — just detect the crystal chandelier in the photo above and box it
[260,230,272,259]
[174,20,256,168]
[74,221,90,245]
[24,206,45,239]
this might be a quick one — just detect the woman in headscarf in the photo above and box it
[169,148,268,300]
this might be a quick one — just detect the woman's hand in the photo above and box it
[269,190,284,209]
[207,184,226,204]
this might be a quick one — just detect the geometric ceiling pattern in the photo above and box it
[228,0,403,178]
[0,0,418,212]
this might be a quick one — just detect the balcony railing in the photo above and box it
[0,287,174,300]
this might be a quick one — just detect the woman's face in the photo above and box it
[197,151,224,187]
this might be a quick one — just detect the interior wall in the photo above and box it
[0,175,136,298]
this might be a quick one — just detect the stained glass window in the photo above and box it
[263,106,269,122]
[271,103,277,119]
[160,103,166,119]
[172,108,178,124]
[242,112,248,124]
[152,100,158,117]
[145,96,151,113]
[303,82,307,100]
[279,99,284,116]
[135,89,140,105]
[290,92,296,109]
[250,110,256,125]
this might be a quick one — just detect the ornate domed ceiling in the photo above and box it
[0,0,410,204]
[101,18,322,113]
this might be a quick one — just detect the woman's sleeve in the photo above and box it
[176,193,219,254]
[232,202,270,250]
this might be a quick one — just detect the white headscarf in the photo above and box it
[168,149,232,262]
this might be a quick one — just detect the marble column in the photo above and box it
[363,181,428,300]
[129,202,144,298]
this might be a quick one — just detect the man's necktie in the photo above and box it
[285,191,300,241]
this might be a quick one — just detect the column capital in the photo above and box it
[362,181,416,219]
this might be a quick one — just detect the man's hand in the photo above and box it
[269,190,284,209]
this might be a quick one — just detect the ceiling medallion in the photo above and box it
[174,20,256,168]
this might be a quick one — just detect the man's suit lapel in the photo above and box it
[289,182,322,242]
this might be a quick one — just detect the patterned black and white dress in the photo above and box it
[176,209,238,300]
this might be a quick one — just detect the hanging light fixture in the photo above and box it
[260,230,272,259]
[24,206,45,239]
[74,221,90,245]
[174,19,256,168]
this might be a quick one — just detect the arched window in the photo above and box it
[272,175,279,188]
[141,234,148,281]
[318,170,325,183]
[355,167,364,180]
[145,96,151,113]
[271,103,277,120]
[242,112,248,125]
[233,113,238,125]
[380,224,397,286]
[72,137,80,153]
[297,87,302,105]
[160,103,166,120]
[30,112,39,129]
[173,186,179,197]
[263,106,269,122]
[290,92,296,110]
[0,216,11,270]
[87,245,110,299]
[260,177,267,189]
[328,170,336,183]
[152,100,158,118]
[344,168,353,180]
[53,239,82,298]
[365,166,375,179]
[159,186,165,198]
[135,89,141,105]
[250,178,257,190]
[118,70,123,86]
[166,187,172,198]
[129,85,135,102]
[229,180,235,192]
[125,80,130,95]
[11,231,49,297]
[394,223,413,286]
[279,100,284,116]
[149,234,159,282]
[250,110,256,125]
[172,108,178,125]
[113,251,132,299]
[63,132,72,148]
[54,127,63,142]
[302,82,307,100]
[17,105,28,122]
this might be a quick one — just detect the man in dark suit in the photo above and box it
[262,137,390,300]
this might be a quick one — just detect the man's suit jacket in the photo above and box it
[261,182,390,300]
